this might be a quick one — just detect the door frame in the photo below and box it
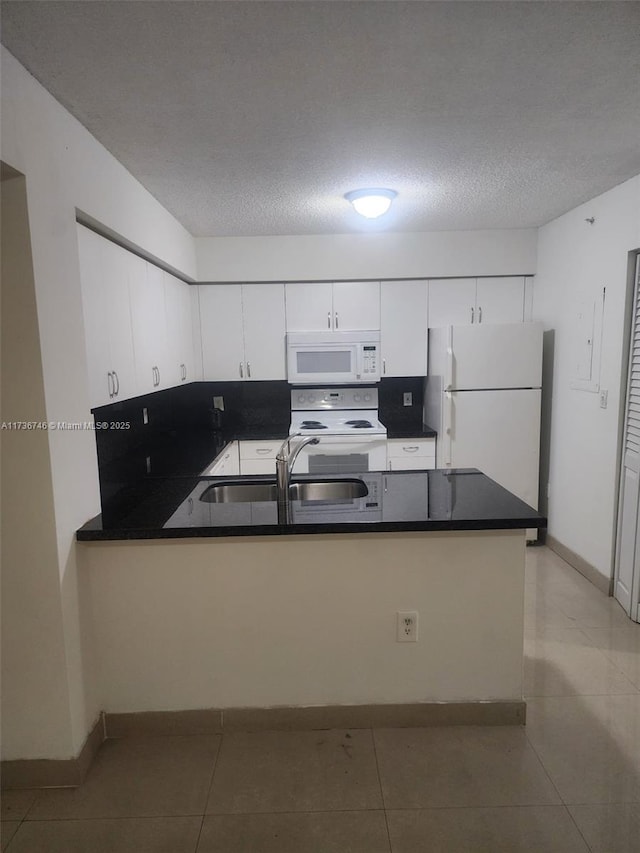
[612,249,640,619]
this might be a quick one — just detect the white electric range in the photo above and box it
[289,387,387,474]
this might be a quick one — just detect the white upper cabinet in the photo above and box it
[428,277,527,327]
[199,283,286,381]
[130,257,170,394]
[78,224,196,407]
[285,281,380,331]
[332,281,380,330]
[380,280,428,376]
[242,284,286,380]
[164,272,195,384]
[285,282,333,331]
[199,285,245,381]
[78,224,136,408]
[475,277,525,324]
[427,278,478,327]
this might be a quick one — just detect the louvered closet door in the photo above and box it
[614,254,640,621]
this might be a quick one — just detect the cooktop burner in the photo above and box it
[300,421,328,429]
[345,420,373,428]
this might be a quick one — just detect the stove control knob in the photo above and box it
[354,394,361,402]
[308,395,316,403]
[297,394,306,404]
[364,393,372,402]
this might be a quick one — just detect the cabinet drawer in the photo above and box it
[387,438,436,459]
[387,457,435,471]
[239,440,282,460]
[240,459,277,476]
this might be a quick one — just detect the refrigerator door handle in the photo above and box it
[445,326,454,391]
[443,391,453,466]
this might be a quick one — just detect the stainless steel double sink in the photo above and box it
[200,478,368,504]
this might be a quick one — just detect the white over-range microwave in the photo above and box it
[286,331,381,385]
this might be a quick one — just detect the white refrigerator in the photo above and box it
[425,323,543,529]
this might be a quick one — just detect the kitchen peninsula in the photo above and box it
[77,468,544,729]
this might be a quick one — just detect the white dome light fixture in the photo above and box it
[344,188,397,219]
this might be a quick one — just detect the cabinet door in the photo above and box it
[381,281,427,376]
[199,285,245,380]
[242,283,286,380]
[101,238,137,402]
[475,277,525,324]
[285,282,333,331]
[332,281,380,330]
[382,473,428,521]
[78,225,112,408]
[428,278,476,328]
[164,273,194,385]
[130,259,169,393]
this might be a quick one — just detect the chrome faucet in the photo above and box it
[276,433,319,524]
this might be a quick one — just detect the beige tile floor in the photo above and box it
[1,545,639,852]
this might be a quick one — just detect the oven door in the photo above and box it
[287,341,359,385]
[292,473,382,523]
[291,437,388,474]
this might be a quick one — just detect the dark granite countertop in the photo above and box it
[77,468,545,541]
[385,423,438,439]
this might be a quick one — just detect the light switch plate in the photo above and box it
[403,392,413,406]
[213,396,224,411]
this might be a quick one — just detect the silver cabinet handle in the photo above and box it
[107,372,114,398]
[239,362,244,378]
[246,362,251,378]
[156,366,160,386]
[327,311,331,329]
[478,306,482,323]
[180,363,186,381]
[402,446,419,453]
[187,497,193,516]
[383,359,386,375]
[388,460,393,471]
[113,371,119,395]
[471,306,475,324]
[256,448,271,455]
[335,311,339,329]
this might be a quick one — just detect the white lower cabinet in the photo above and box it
[382,472,428,522]
[164,483,211,528]
[239,440,282,476]
[386,438,436,471]
[204,442,240,477]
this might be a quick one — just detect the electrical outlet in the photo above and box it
[403,392,413,406]
[142,407,149,425]
[396,611,418,642]
[599,389,608,409]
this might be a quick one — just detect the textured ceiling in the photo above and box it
[2,1,640,237]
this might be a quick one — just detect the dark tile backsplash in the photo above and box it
[90,377,428,524]
[378,377,426,431]
[92,381,292,524]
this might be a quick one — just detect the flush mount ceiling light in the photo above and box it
[344,188,397,219]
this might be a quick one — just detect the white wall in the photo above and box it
[196,229,537,282]
[0,47,197,760]
[534,175,640,581]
